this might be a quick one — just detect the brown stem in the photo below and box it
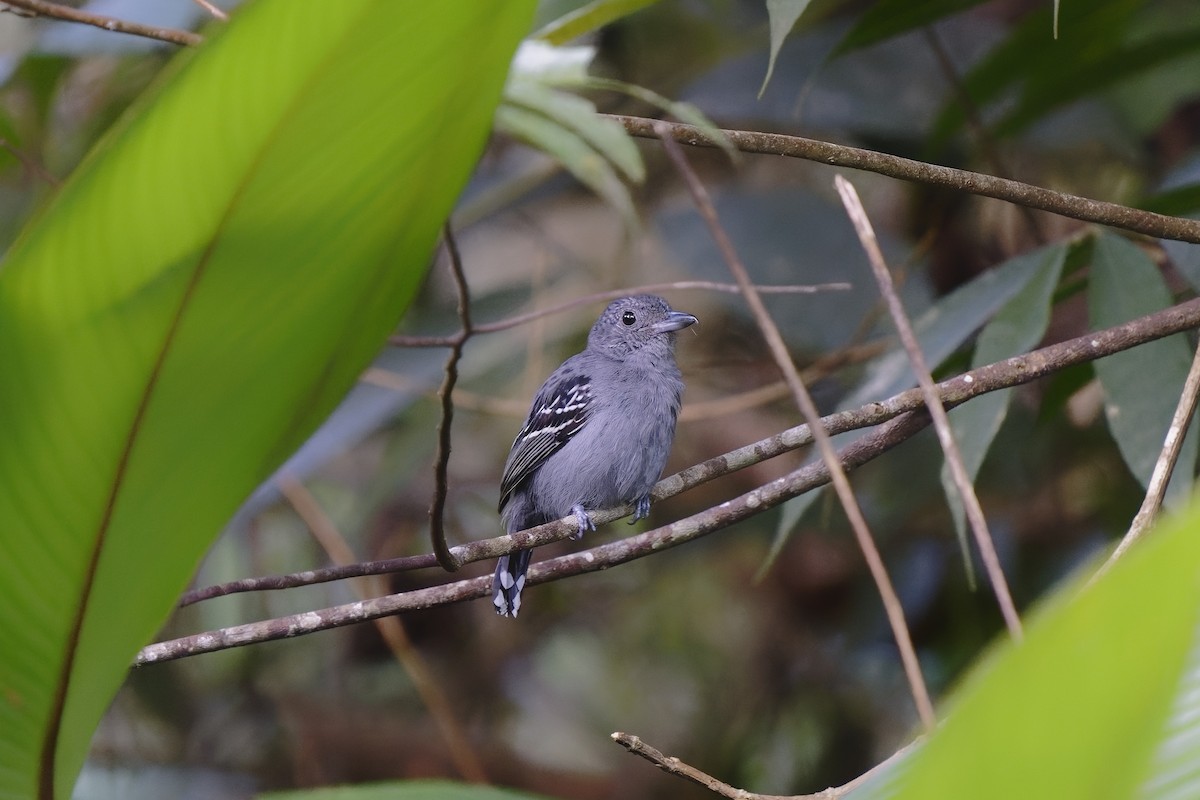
[610,114,1200,244]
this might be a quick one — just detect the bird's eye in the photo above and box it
[622,311,636,326]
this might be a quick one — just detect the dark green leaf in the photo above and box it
[833,0,989,57]
[942,244,1065,583]
[1089,232,1198,507]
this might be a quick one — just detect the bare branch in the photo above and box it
[835,175,1023,641]
[176,296,1200,609]
[141,409,935,666]
[657,125,936,731]
[610,114,1200,244]
[429,225,471,571]
[612,732,793,799]
[1,0,202,47]
[612,731,923,800]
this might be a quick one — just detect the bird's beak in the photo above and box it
[652,311,699,333]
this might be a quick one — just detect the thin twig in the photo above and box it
[1099,336,1200,575]
[388,281,850,347]
[176,296,1200,607]
[429,225,471,571]
[612,731,923,800]
[278,474,487,783]
[610,115,1200,244]
[835,175,1023,641]
[612,732,792,800]
[190,0,228,21]
[1,0,202,46]
[657,124,936,731]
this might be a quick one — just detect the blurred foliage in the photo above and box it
[0,0,1198,799]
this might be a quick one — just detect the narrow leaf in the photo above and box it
[1090,233,1198,507]
[533,0,658,46]
[495,103,638,227]
[760,0,814,96]
[833,0,989,57]
[761,243,1051,576]
[504,77,645,182]
[941,244,1066,584]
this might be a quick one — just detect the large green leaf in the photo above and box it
[0,2,533,799]
[1090,233,1199,507]
[875,497,1200,799]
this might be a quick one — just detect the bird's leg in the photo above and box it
[570,504,596,540]
[630,495,651,524]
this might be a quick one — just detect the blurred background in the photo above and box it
[5,0,1197,797]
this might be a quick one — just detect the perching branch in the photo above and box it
[141,409,935,666]
[148,296,1200,663]
[836,175,1023,642]
[1,0,203,47]
[609,114,1200,244]
[657,126,935,730]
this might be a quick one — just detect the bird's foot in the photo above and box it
[629,495,651,525]
[570,504,596,540]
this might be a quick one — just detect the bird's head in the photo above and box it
[588,294,698,359]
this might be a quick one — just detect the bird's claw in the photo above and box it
[570,504,596,540]
[629,495,651,524]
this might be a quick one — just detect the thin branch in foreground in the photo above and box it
[1,0,202,46]
[428,225,471,572]
[176,296,1200,608]
[1099,335,1200,576]
[610,114,1200,245]
[835,175,1023,642]
[657,124,936,732]
[612,731,923,800]
[388,281,850,348]
[278,474,487,784]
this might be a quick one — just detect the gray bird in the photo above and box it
[493,294,697,617]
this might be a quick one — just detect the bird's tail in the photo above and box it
[493,548,534,617]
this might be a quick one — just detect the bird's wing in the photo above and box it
[499,371,594,512]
